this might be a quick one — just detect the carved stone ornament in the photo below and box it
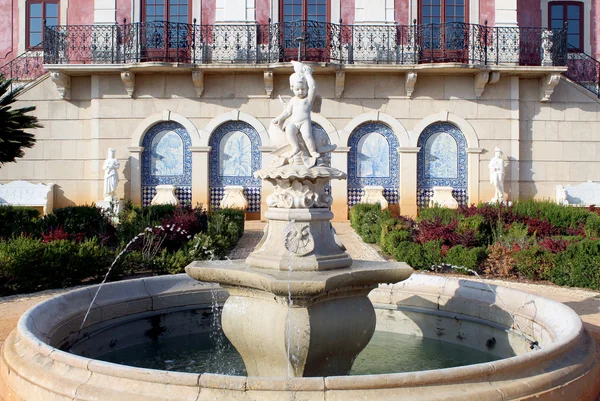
[429,186,459,209]
[151,185,179,206]
[360,186,389,210]
[540,73,561,102]
[192,70,204,97]
[50,71,71,99]
[405,72,417,98]
[284,224,315,256]
[220,185,249,210]
[120,71,135,98]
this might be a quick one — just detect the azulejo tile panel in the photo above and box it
[209,121,263,212]
[142,121,192,187]
[348,122,399,205]
[417,122,468,208]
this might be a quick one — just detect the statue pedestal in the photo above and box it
[429,186,459,209]
[96,199,121,223]
[360,185,388,209]
[151,185,179,206]
[219,185,248,210]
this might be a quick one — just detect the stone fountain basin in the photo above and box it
[1,272,600,401]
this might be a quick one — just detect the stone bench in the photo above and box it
[556,181,600,206]
[0,180,55,214]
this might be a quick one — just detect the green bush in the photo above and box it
[458,214,491,246]
[116,202,178,244]
[444,245,487,272]
[512,199,592,230]
[382,229,411,255]
[379,217,410,249]
[417,206,458,224]
[550,239,600,290]
[349,204,388,244]
[513,245,556,280]
[0,236,46,295]
[584,213,600,239]
[211,208,245,238]
[0,206,41,239]
[422,240,443,269]
[40,205,115,242]
[392,241,429,269]
[0,237,113,295]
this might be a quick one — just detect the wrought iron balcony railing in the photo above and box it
[564,45,600,98]
[0,45,45,90]
[42,20,568,67]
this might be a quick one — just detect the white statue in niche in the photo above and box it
[270,61,335,168]
[489,147,505,203]
[103,148,120,201]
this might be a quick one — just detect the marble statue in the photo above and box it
[489,147,505,203]
[103,148,120,201]
[270,61,335,168]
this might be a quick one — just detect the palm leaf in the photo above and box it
[0,76,41,166]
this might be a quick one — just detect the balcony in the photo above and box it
[42,20,568,68]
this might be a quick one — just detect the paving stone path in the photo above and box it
[1,221,599,401]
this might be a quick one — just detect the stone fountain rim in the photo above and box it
[2,273,597,399]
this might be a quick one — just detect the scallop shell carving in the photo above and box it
[284,225,314,256]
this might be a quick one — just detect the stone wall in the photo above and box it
[2,70,599,219]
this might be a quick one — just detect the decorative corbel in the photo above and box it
[474,71,490,99]
[405,72,417,98]
[50,71,71,100]
[540,73,561,102]
[263,70,273,98]
[335,70,345,98]
[488,71,500,85]
[192,70,204,97]
[120,71,135,98]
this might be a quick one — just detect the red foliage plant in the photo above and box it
[41,227,85,243]
[539,237,571,253]
[522,217,559,238]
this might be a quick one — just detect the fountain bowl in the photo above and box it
[1,272,599,401]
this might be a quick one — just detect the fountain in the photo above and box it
[1,62,600,400]
[185,60,411,377]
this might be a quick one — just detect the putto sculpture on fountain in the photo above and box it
[186,60,413,378]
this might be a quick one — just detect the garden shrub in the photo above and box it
[457,214,490,246]
[493,221,530,248]
[382,229,411,254]
[422,240,443,270]
[0,236,46,295]
[483,243,517,278]
[40,205,115,243]
[584,213,600,239]
[415,217,459,246]
[392,241,430,269]
[513,245,555,280]
[512,199,592,231]
[349,204,387,243]
[0,206,41,239]
[444,245,487,272]
[417,206,459,224]
[350,204,382,231]
[552,239,600,290]
[116,202,178,244]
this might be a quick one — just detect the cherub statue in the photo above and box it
[270,61,335,168]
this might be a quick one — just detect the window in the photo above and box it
[26,0,59,49]
[549,1,583,52]
[281,0,328,22]
[142,0,191,23]
[419,0,467,24]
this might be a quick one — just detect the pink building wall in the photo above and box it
[256,0,269,24]
[593,0,599,58]
[394,0,409,25]
[517,0,541,27]
[117,0,133,24]
[341,0,354,24]
[0,0,18,64]
[202,0,215,25]
[67,0,94,25]
[480,0,494,26]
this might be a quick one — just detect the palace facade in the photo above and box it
[0,0,599,219]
